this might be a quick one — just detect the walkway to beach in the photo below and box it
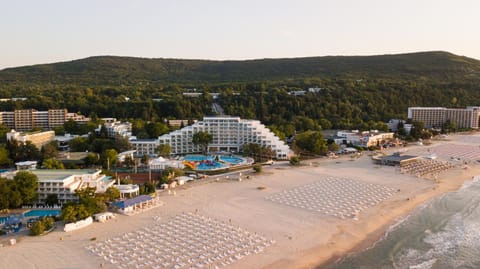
[86,212,274,269]
[265,177,396,219]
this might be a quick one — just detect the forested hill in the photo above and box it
[1,51,480,85]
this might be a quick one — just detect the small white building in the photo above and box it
[96,118,132,138]
[149,157,184,171]
[288,90,306,96]
[93,212,115,223]
[114,184,140,199]
[118,150,136,163]
[111,195,156,215]
[334,130,394,147]
[54,133,79,151]
[15,161,38,170]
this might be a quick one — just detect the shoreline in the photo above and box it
[314,179,462,269]
[3,135,480,269]
[284,155,480,269]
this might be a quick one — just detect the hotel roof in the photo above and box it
[112,195,152,209]
[32,169,99,181]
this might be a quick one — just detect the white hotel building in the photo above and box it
[407,106,480,129]
[34,170,114,204]
[131,116,292,159]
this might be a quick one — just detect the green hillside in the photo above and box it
[0,51,479,135]
[1,51,479,85]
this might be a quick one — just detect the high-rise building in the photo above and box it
[157,116,291,159]
[0,109,78,131]
[407,106,480,129]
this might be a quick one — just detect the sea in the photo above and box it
[324,177,480,269]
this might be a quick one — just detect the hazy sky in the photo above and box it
[1,0,479,69]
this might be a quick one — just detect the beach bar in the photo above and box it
[377,152,420,166]
[111,195,155,215]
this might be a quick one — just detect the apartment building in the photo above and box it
[407,106,480,129]
[158,116,291,159]
[0,109,75,131]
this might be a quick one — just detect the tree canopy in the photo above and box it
[293,131,328,155]
[192,131,213,154]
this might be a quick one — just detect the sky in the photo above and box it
[0,0,479,69]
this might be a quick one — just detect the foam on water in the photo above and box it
[408,258,437,269]
[326,176,480,269]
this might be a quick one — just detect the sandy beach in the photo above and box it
[1,134,480,269]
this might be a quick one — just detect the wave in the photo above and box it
[460,175,480,190]
[328,174,480,269]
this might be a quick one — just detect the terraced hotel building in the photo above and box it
[133,116,291,159]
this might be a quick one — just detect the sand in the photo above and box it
[1,134,479,269]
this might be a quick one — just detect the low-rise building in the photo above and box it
[96,118,132,138]
[333,130,394,148]
[3,169,113,204]
[118,150,136,163]
[6,130,55,149]
[167,119,196,128]
[36,169,113,204]
[54,133,80,151]
[288,90,306,96]
[148,157,184,171]
[66,113,90,124]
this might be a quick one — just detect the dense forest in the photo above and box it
[0,51,479,138]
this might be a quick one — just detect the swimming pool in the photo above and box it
[184,155,215,162]
[220,156,245,165]
[195,161,226,171]
[24,209,61,218]
[183,155,246,171]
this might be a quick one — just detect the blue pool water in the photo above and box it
[184,155,215,162]
[196,161,226,171]
[220,156,244,165]
[24,209,61,218]
[183,155,245,171]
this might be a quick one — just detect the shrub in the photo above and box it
[30,221,45,236]
[253,164,262,173]
[289,156,300,166]
[29,217,55,236]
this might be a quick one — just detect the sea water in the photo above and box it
[325,177,480,269]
